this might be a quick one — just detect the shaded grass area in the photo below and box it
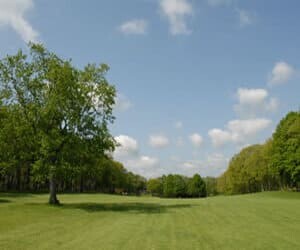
[0,192,300,250]
[0,199,11,203]
[29,201,193,213]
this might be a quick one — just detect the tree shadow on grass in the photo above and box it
[59,202,193,214]
[0,199,11,203]
[0,192,33,198]
[28,202,194,214]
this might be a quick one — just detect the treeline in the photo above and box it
[147,174,207,198]
[0,103,146,194]
[0,44,298,201]
[217,111,300,194]
[0,148,146,195]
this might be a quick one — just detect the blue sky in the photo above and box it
[0,0,299,178]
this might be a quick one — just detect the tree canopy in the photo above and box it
[147,174,207,198]
[0,43,117,203]
[217,111,300,194]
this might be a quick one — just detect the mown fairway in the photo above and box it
[0,192,299,250]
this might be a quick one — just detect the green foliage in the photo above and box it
[147,178,163,196]
[217,111,299,194]
[271,111,300,189]
[204,177,218,196]
[217,143,280,195]
[147,174,206,198]
[163,175,176,197]
[187,174,206,197]
[0,43,119,202]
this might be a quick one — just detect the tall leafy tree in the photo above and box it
[271,111,300,189]
[0,43,116,204]
[147,178,163,196]
[187,174,206,197]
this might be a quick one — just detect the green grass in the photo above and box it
[0,192,299,250]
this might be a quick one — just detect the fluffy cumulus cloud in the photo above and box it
[159,0,193,35]
[119,19,148,35]
[175,153,229,177]
[114,135,138,158]
[268,61,295,85]
[149,135,170,148]
[208,129,232,147]
[189,133,203,147]
[208,118,272,147]
[0,0,38,42]
[127,156,159,169]
[125,155,160,178]
[114,135,160,178]
[234,88,279,118]
[236,9,255,27]
[114,93,132,112]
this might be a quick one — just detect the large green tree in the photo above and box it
[271,111,300,189]
[0,43,116,204]
[217,142,280,195]
[187,174,206,197]
[147,178,163,196]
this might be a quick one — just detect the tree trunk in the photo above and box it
[16,165,21,191]
[49,174,59,205]
[80,176,84,193]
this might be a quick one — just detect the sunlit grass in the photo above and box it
[0,192,299,249]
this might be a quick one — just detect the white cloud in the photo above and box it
[208,118,272,147]
[114,135,138,158]
[114,134,160,178]
[208,129,232,147]
[234,88,279,118]
[237,9,255,27]
[189,133,203,147]
[176,153,229,177]
[122,155,160,178]
[127,156,159,169]
[236,88,268,105]
[207,0,232,7]
[227,119,271,141]
[174,121,183,129]
[0,0,38,42]
[149,135,169,148]
[268,61,295,85]
[183,161,197,169]
[119,19,148,35]
[207,153,229,168]
[159,0,193,35]
[115,93,132,112]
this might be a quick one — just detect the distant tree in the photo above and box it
[217,141,281,195]
[204,177,218,196]
[0,43,116,204]
[163,175,176,198]
[187,174,206,197]
[147,178,163,196]
[173,175,188,197]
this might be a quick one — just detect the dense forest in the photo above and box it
[0,44,299,204]
[147,174,207,198]
[217,111,300,194]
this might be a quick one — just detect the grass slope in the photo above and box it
[0,192,299,250]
